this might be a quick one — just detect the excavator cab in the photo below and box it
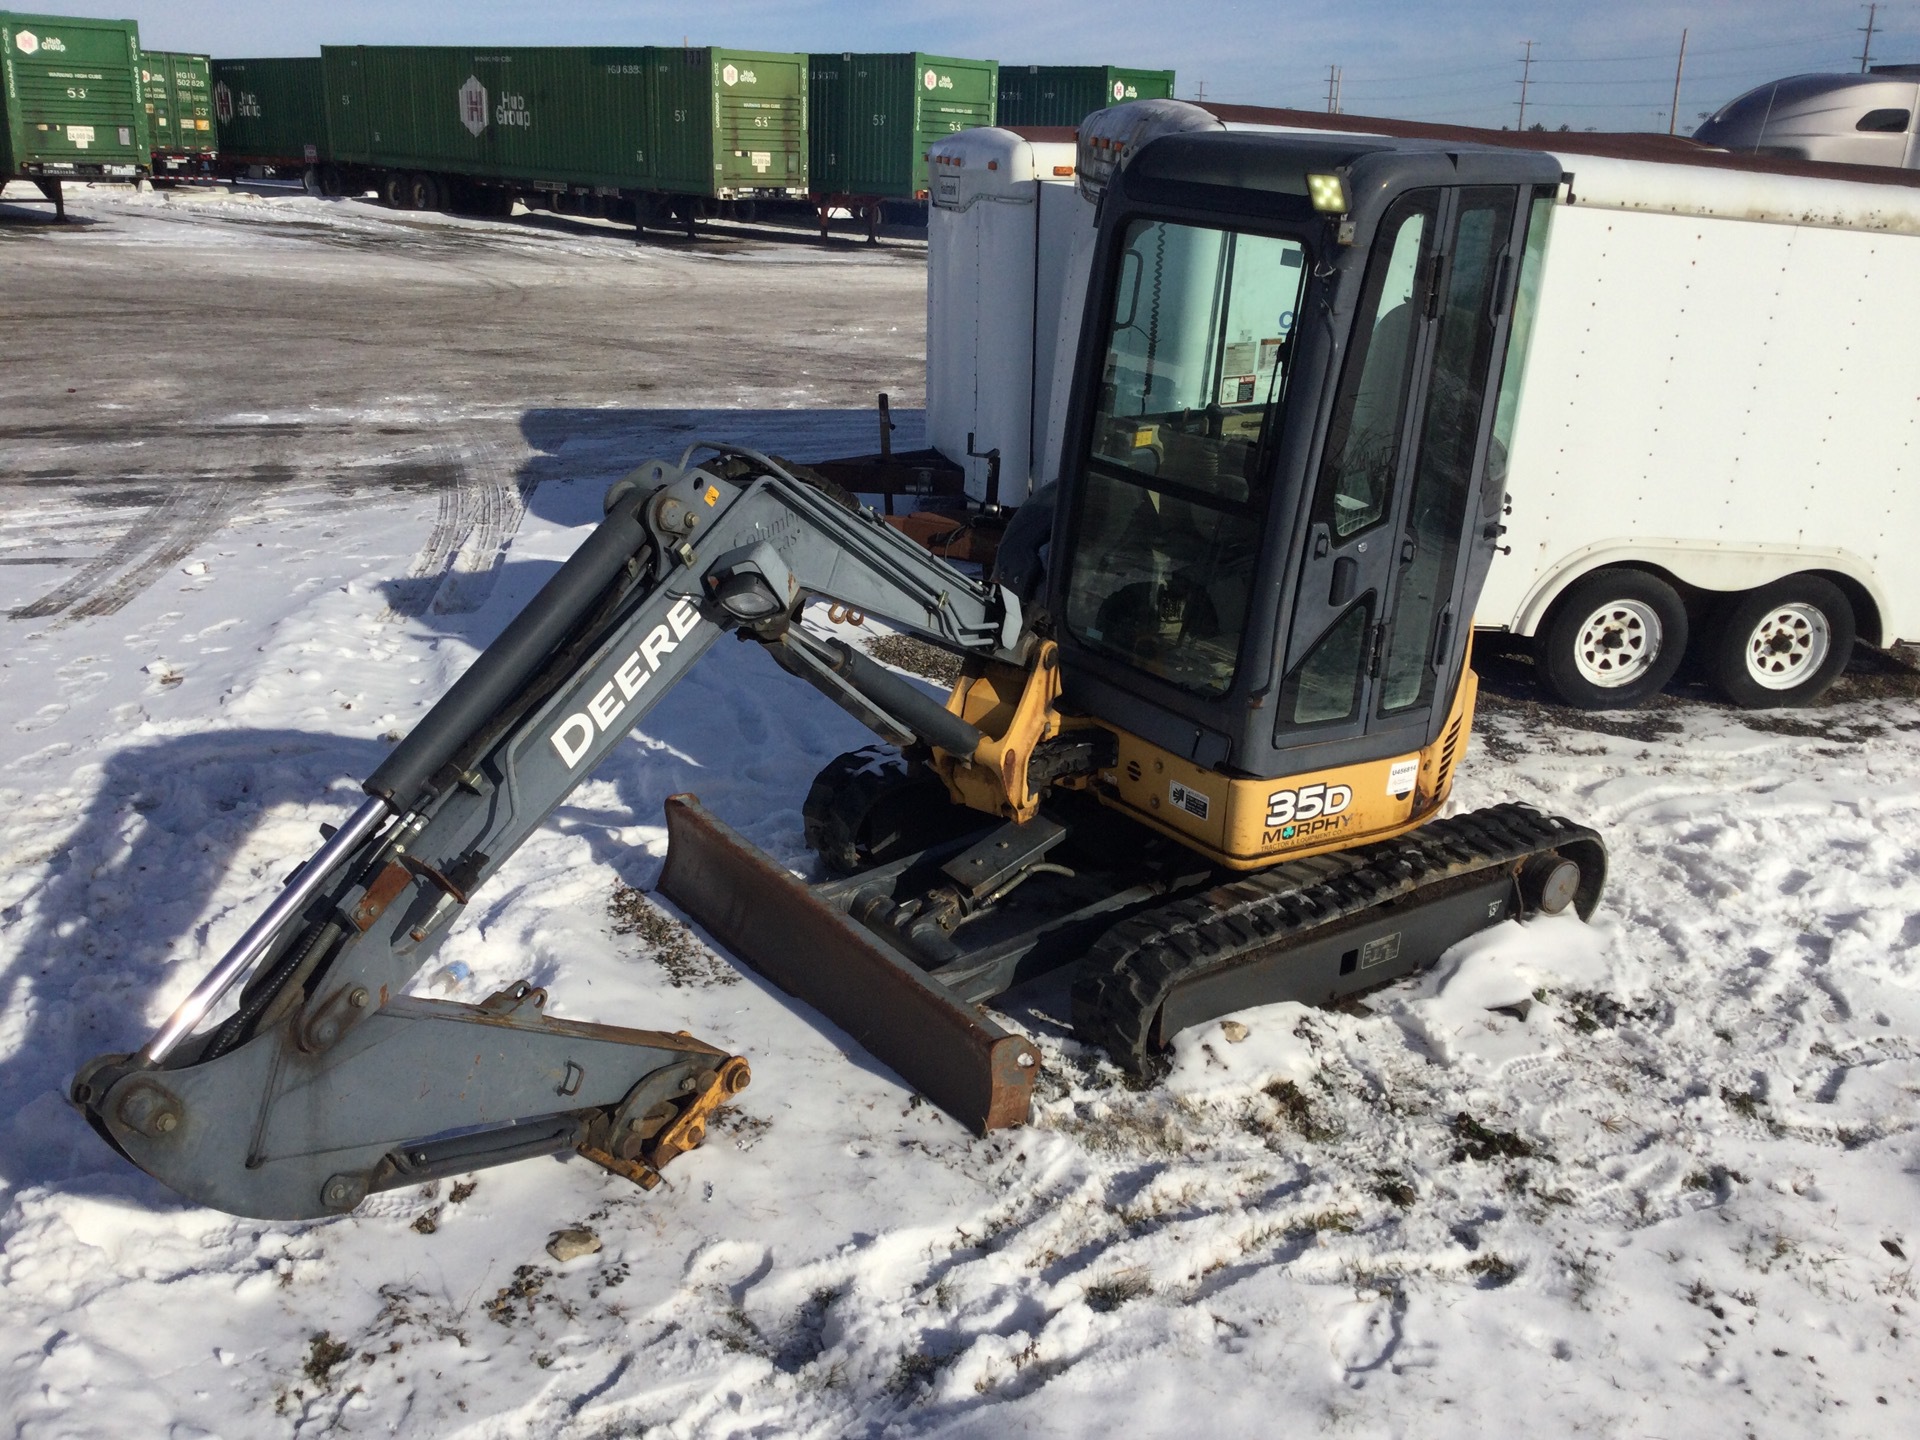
[74,123,1606,1219]
[1051,127,1565,866]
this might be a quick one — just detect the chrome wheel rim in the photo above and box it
[1744,602,1830,690]
[1572,599,1662,688]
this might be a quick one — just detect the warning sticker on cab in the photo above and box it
[1168,780,1211,821]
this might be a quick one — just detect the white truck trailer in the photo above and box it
[924,102,1920,708]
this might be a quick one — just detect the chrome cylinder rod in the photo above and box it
[137,794,392,1066]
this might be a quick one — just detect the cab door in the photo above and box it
[1274,184,1521,751]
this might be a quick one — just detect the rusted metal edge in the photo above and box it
[658,794,1037,1134]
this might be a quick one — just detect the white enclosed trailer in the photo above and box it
[926,105,1920,707]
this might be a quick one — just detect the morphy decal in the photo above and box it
[549,597,703,768]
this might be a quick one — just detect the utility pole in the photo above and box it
[1516,39,1536,130]
[1195,78,1207,102]
[1859,3,1879,72]
[1325,64,1342,115]
[1668,28,1688,136]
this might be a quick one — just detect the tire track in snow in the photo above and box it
[7,477,244,623]
[384,439,535,620]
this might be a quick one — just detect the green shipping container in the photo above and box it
[319,44,806,199]
[141,50,213,162]
[210,57,327,168]
[323,46,650,190]
[995,65,1177,127]
[808,52,995,199]
[646,46,806,197]
[1,10,145,179]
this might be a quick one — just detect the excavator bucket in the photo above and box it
[658,795,1039,1133]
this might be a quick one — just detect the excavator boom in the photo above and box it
[73,447,1037,1219]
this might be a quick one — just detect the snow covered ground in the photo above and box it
[2,183,1917,1438]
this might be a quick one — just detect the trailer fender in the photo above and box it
[1505,540,1888,645]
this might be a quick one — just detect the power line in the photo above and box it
[1345,59,1522,83]
[1669,28,1689,136]
[1339,52,1858,105]
[1517,39,1537,129]
[1490,58,1856,87]
[1346,31,1868,87]
[1527,29,1863,64]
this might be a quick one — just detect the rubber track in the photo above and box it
[1069,803,1604,1075]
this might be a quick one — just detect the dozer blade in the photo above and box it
[658,794,1040,1134]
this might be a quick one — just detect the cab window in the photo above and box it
[1065,220,1309,696]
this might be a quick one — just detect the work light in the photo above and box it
[1307,171,1348,213]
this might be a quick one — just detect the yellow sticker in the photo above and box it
[1132,428,1155,449]
[703,486,720,507]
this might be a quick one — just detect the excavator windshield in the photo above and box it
[1064,220,1308,696]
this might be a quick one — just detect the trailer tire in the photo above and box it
[407,173,441,212]
[1537,569,1688,709]
[379,171,408,209]
[1704,575,1854,709]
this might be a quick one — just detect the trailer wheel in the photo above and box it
[407,173,441,212]
[1537,569,1689,709]
[379,171,408,209]
[1704,575,1854,709]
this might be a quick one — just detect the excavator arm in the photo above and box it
[72,446,1038,1220]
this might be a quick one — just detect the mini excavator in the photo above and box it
[75,113,1606,1219]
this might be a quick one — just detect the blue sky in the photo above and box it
[110,1,1919,133]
